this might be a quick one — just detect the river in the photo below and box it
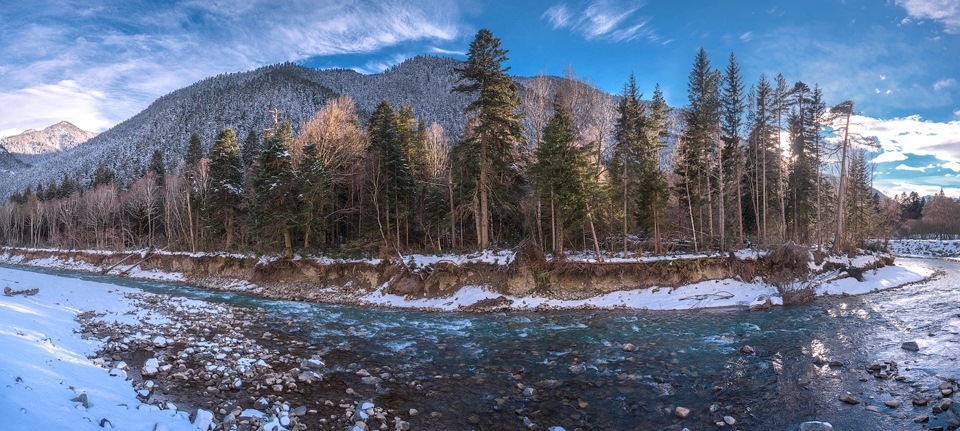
[5,257,958,430]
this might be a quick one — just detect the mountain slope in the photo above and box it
[0,121,97,156]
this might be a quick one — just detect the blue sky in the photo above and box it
[1,0,959,196]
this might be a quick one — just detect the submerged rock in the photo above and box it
[901,341,920,351]
[799,421,833,431]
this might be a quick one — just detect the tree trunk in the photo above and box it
[283,227,293,259]
[833,104,852,253]
[479,136,490,249]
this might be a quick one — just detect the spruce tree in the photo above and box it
[453,29,525,249]
[208,128,244,249]
[149,149,165,189]
[637,84,671,254]
[531,95,592,255]
[608,74,644,256]
[367,100,414,248]
[252,122,298,258]
[185,132,204,173]
[298,142,329,251]
[720,52,746,246]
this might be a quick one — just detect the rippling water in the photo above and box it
[7,257,960,430]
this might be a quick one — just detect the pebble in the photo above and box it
[739,345,755,355]
[884,400,900,408]
[723,415,736,425]
[621,343,637,352]
[674,406,691,418]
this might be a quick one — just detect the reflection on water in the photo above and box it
[4,257,960,430]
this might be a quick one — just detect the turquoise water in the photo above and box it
[5,258,958,430]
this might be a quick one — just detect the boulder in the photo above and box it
[799,422,833,431]
[901,341,920,351]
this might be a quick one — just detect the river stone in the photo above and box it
[884,399,900,408]
[913,397,929,406]
[739,345,755,355]
[674,406,691,418]
[71,393,89,408]
[838,392,861,405]
[799,421,834,431]
[622,343,637,352]
[723,415,736,425]
[901,341,920,351]
[913,415,929,423]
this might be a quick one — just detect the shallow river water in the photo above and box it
[7,258,960,430]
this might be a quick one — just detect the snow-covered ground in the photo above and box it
[0,267,197,431]
[558,248,766,263]
[887,239,960,259]
[361,262,934,311]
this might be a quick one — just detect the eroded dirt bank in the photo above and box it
[0,246,892,310]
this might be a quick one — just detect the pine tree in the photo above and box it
[241,130,260,168]
[208,128,244,249]
[92,162,116,188]
[253,121,298,258]
[453,29,526,249]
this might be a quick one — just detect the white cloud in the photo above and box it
[896,0,960,33]
[955,109,960,119]
[0,0,463,133]
[934,78,957,91]
[943,161,960,172]
[0,80,113,132]
[739,31,753,42]
[0,128,25,139]
[872,150,909,164]
[895,163,935,172]
[847,114,960,163]
[543,1,656,42]
[880,75,887,80]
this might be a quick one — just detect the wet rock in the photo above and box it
[884,399,900,408]
[739,345,755,355]
[838,392,861,405]
[723,415,736,425]
[674,406,691,418]
[621,343,637,352]
[913,415,929,423]
[901,341,920,351]
[913,397,929,406]
[468,415,480,424]
[799,422,833,431]
[523,387,536,397]
[865,405,879,412]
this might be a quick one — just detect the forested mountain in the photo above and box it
[0,146,26,173]
[1,121,98,166]
[0,56,479,198]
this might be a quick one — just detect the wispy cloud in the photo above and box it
[896,0,960,33]
[543,1,657,42]
[934,78,957,91]
[0,0,463,133]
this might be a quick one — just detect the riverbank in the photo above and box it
[0,246,932,311]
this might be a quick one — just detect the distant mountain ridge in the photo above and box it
[0,121,97,156]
